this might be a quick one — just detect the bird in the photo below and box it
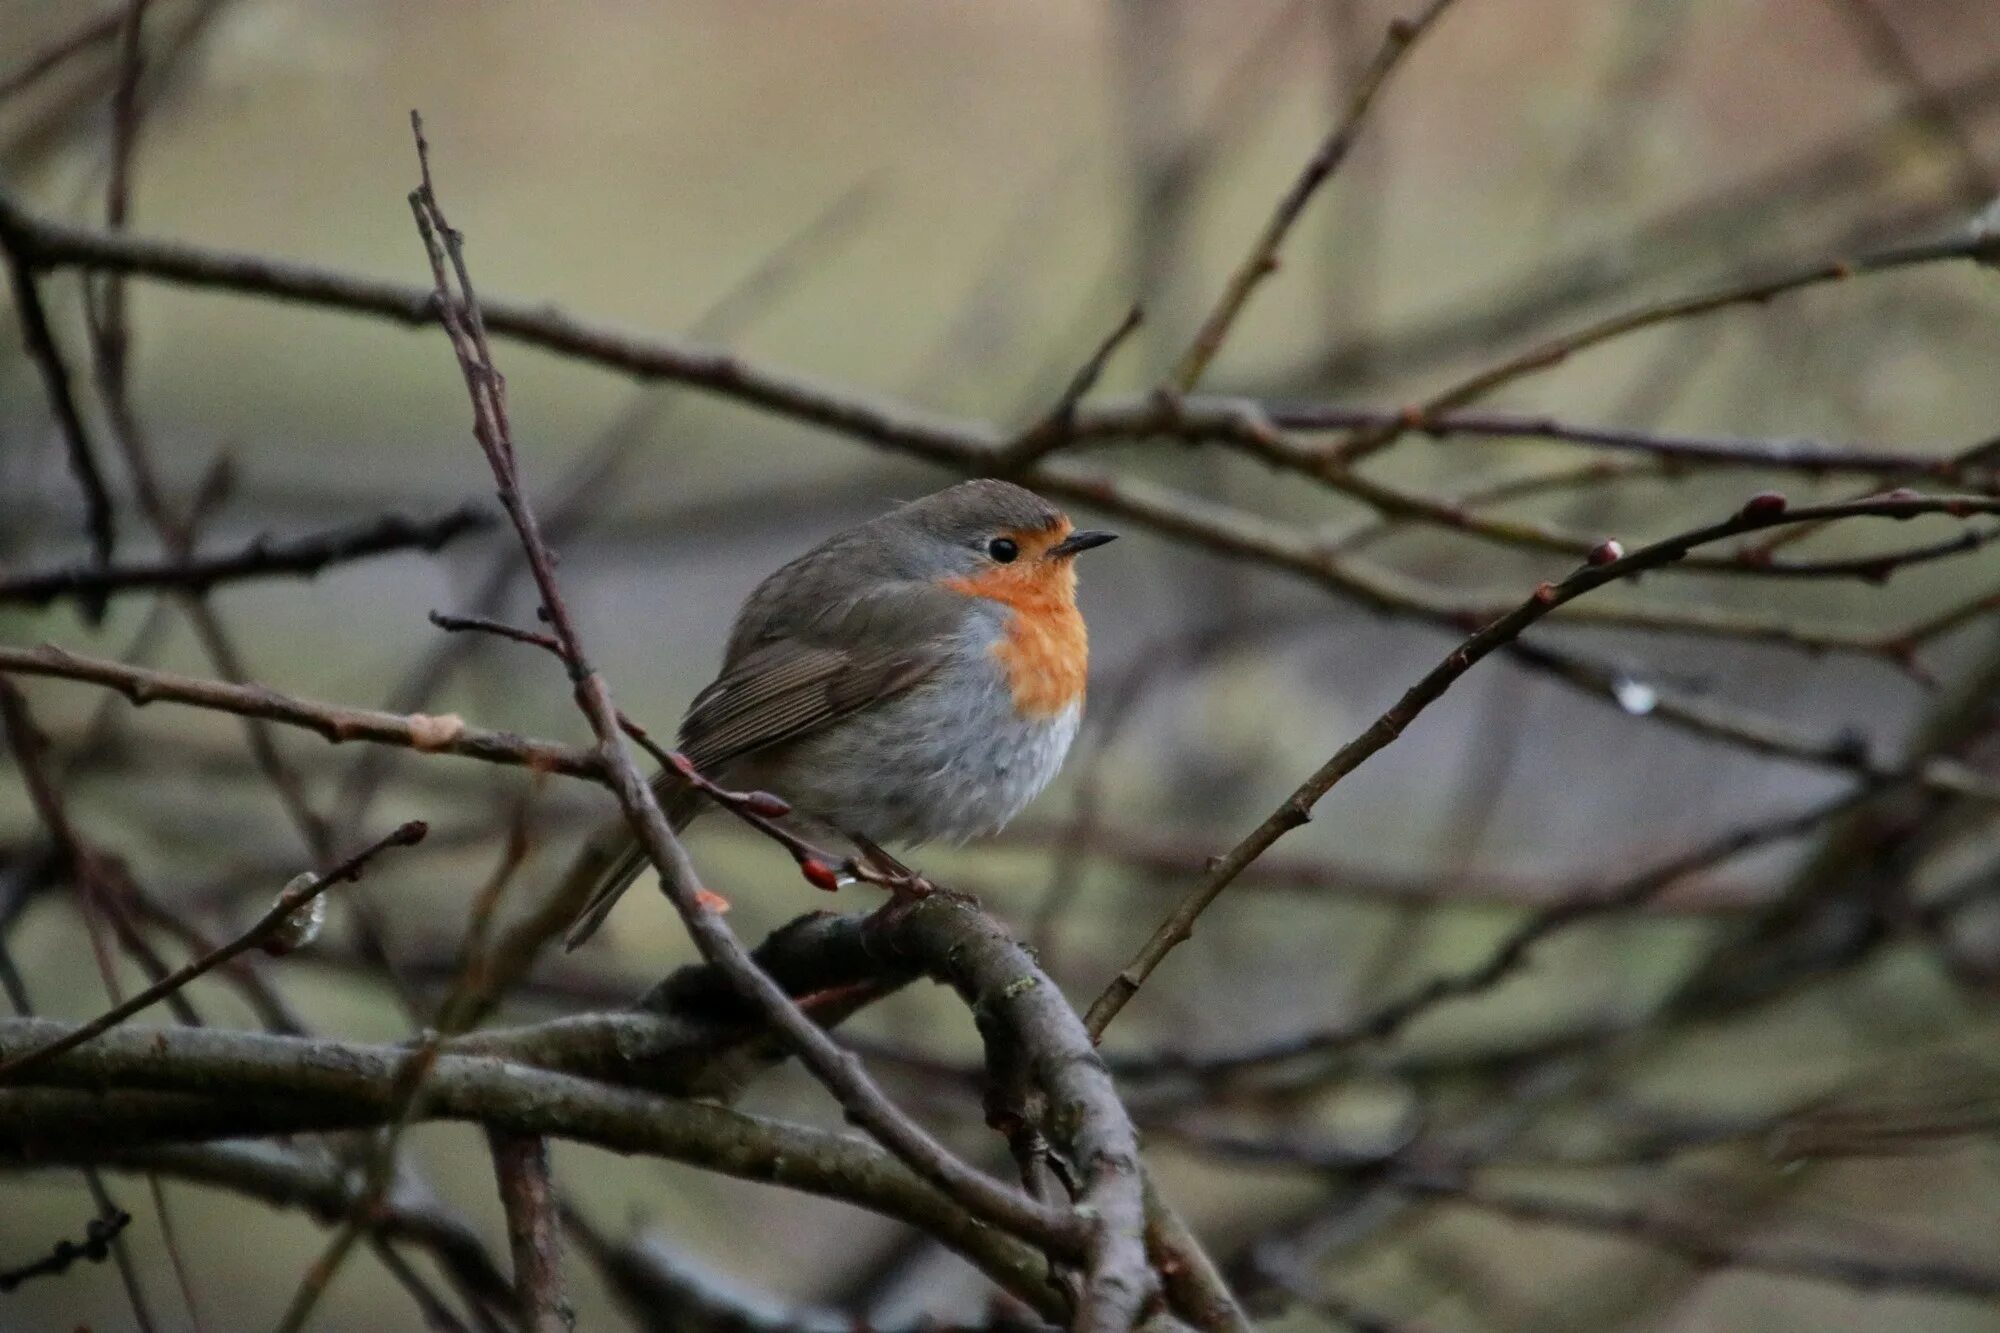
[560,477,1116,948]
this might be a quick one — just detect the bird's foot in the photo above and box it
[846,834,935,899]
[840,854,933,900]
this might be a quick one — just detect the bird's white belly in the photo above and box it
[779,656,1082,847]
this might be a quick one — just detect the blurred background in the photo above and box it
[6,0,2000,1328]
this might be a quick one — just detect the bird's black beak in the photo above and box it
[1048,530,1118,559]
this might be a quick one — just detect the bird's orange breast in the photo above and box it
[943,557,1088,720]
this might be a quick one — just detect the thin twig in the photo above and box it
[275,797,534,1332]
[91,0,147,406]
[999,304,1144,469]
[366,1238,480,1333]
[1110,789,1862,1078]
[0,245,117,603]
[0,7,125,103]
[0,1207,132,1293]
[0,505,492,606]
[1261,401,1990,480]
[0,642,602,778]
[82,1141,514,1321]
[1167,0,1467,391]
[1083,487,2000,1037]
[0,929,156,1330]
[1091,395,2000,580]
[0,821,427,1085]
[1335,227,2000,463]
[1402,1169,2000,1302]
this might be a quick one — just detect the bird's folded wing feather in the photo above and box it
[676,641,937,771]
[675,579,967,773]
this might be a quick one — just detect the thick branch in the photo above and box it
[0,820,428,1084]
[486,1130,571,1333]
[0,1017,1065,1318]
[870,893,1164,1331]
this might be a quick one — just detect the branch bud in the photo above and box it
[263,872,327,955]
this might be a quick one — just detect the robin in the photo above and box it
[561,478,1116,947]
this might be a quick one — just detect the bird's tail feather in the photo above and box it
[560,769,703,950]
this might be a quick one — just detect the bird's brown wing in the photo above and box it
[678,574,968,771]
[675,638,939,775]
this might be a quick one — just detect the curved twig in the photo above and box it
[1084,488,2000,1037]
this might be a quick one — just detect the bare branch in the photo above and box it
[1261,402,1992,480]
[1084,487,2000,1037]
[0,505,491,607]
[0,7,125,103]
[0,643,601,778]
[0,1017,1065,1319]
[486,1130,572,1333]
[1335,228,2000,463]
[77,1141,514,1318]
[1000,304,1145,469]
[3,185,1983,657]
[1167,0,1467,391]
[0,245,117,607]
[1108,790,1860,1079]
[0,1205,132,1294]
[1403,1170,2000,1303]
[0,820,428,1085]
[881,893,1164,1329]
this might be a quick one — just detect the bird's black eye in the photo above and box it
[986,536,1019,563]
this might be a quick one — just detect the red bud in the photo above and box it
[799,858,841,893]
[1741,491,1788,518]
[1587,539,1624,566]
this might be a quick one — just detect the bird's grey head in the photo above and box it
[875,479,1115,580]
